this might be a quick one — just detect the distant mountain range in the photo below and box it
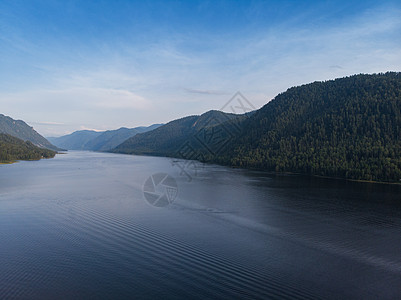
[113,110,242,156]
[83,125,162,151]
[0,114,60,151]
[47,130,102,150]
[48,124,162,151]
[111,72,401,183]
[0,133,56,163]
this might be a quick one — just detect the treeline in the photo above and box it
[0,133,56,163]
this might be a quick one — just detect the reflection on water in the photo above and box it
[0,151,400,299]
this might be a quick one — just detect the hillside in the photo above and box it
[0,114,59,151]
[211,72,401,182]
[112,73,401,183]
[0,133,56,163]
[112,111,241,156]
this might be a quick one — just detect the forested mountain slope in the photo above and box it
[113,72,401,183]
[0,133,56,163]
[215,72,401,182]
[0,114,59,151]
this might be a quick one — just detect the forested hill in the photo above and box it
[0,133,56,163]
[0,114,59,151]
[113,72,401,183]
[215,72,401,182]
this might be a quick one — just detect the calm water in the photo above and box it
[1,151,401,299]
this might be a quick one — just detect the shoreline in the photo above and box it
[0,161,16,165]
[232,167,401,186]
[112,151,401,186]
[311,174,401,186]
[0,154,58,165]
[234,168,401,186]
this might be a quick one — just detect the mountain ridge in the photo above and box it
[47,130,103,150]
[113,110,242,156]
[0,114,60,151]
[112,72,401,183]
[49,124,163,151]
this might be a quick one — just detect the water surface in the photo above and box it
[1,151,401,299]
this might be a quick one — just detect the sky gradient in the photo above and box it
[1,0,401,136]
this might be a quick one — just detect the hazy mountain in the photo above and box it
[49,124,162,151]
[47,130,103,150]
[0,114,59,151]
[112,110,242,156]
[0,133,56,163]
[112,72,401,183]
[84,124,163,152]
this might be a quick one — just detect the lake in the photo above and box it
[1,151,401,299]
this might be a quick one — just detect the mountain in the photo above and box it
[49,124,162,151]
[112,110,243,156]
[112,72,401,183]
[84,124,163,151]
[0,114,60,151]
[217,72,401,182]
[48,130,103,150]
[0,133,56,163]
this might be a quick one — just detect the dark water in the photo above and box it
[1,151,401,299]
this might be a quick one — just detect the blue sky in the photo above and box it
[1,0,400,136]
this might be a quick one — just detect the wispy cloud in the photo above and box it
[184,88,228,95]
[1,1,400,136]
[2,86,153,110]
[329,65,344,70]
[29,121,65,126]
[79,126,105,132]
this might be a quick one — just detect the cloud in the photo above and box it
[1,87,153,111]
[29,121,65,126]
[79,126,104,132]
[1,1,401,137]
[184,88,228,95]
[82,87,152,110]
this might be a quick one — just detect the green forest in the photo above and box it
[0,133,57,163]
[212,72,401,182]
[113,72,401,183]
